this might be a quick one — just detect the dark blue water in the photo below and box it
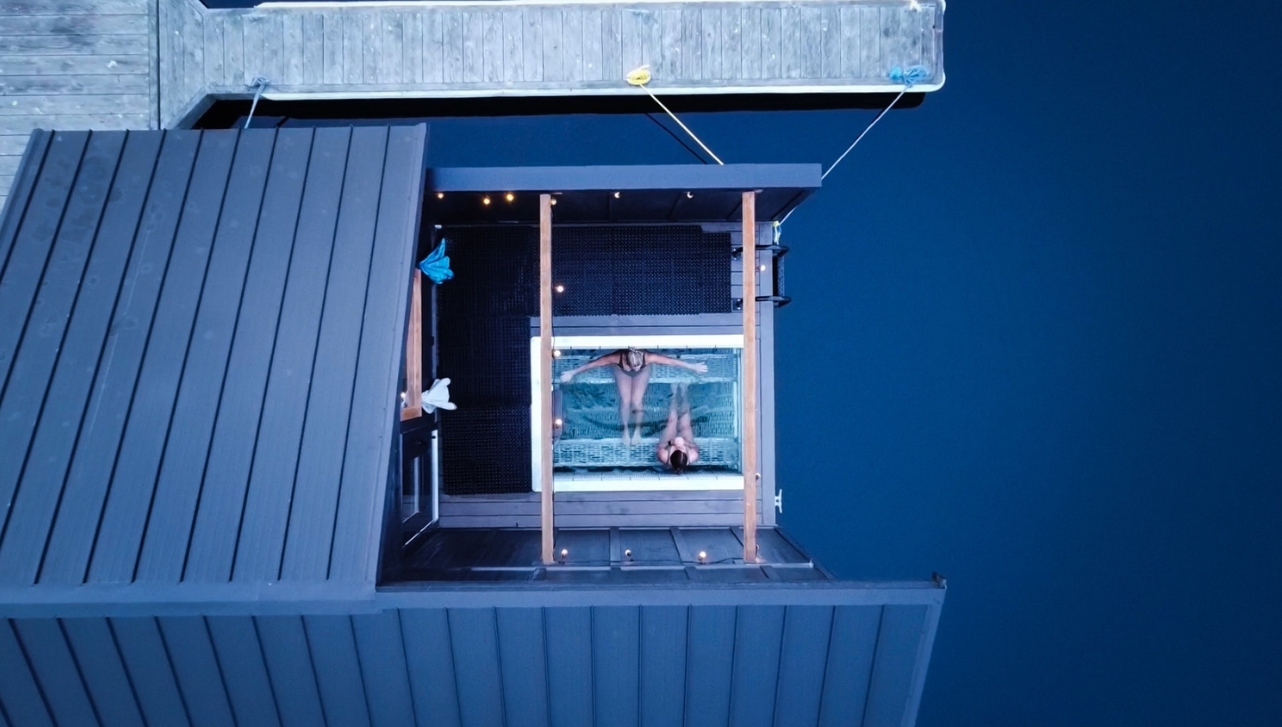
[239,0,1281,722]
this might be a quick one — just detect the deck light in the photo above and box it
[436,192,445,199]
[624,549,633,559]
[560,548,569,562]
[549,197,557,206]
[698,551,707,563]
[554,284,565,293]
[505,192,515,202]
[482,196,491,205]
[686,191,694,199]
[613,191,621,199]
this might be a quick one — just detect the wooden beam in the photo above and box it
[401,269,423,421]
[741,191,758,563]
[540,193,555,564]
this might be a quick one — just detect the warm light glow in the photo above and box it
[549,198,557,206]
[553,349,562,358]
[554,284,565,293]
[436,192,444,199]
[505,192,515,202]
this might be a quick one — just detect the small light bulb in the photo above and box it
[554,418,563,427]
[759,264,767,272]
[698,551,707,562]
[505,192,515,202]
[549,197,557,206]
[482,196,491,205]
[613,191,621,199]
[624,549,632,558]
[553,349,562,358]
[561,548,569,557]
[686,191,694,199]
[436,192,445,199]
[554,284,565,293]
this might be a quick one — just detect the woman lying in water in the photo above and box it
[559,348,708,445]
[657,383,700,473]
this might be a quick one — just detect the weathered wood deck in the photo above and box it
[0,0,944,232]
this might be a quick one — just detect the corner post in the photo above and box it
[540,194,555,564]
[742,191,758,563]
[401,269,423,421]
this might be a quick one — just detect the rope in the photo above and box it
[244,77,270,129]
[627,66,725,165]
[777,64,930,227]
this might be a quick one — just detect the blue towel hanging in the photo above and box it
[419,239,454,284]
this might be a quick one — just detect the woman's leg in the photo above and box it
[657,386,679,463]
[628,366,652,444]
[612,366,633,444]
[677,384,695,441]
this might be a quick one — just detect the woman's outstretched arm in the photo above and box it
[559,350,620,382]
[645,352,709,374]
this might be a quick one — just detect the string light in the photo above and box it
[505,192,515,202]
[482,195,491,205]
[436,192,445,199]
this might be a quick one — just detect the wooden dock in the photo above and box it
[0,0,944,216]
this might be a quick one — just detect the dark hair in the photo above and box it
[669,449,689,473]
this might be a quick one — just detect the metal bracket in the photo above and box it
[732,243,790,306]
[774,489,783,514]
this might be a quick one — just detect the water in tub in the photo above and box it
[553,348,741,474]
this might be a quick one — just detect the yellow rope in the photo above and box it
[626,65,724,165]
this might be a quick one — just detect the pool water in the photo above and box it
[552,348,742,473]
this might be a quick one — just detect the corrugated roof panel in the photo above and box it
[496,608,552,727]
[305,615,374,727]
[0,126,427,587]
[639,605,688,727]
[256,615,328,727]
[205,616,282,727]
[686,605,738,725]
[819,606,883,727]
[592,606,641,727]
[9,619,98,727]
[157,616,238,727]
[110,616,192,726]
[400,608,464,727]
[351,610,419,727]
[546,606,595,726]
[1,588,944,727]
[774,606,835,727]
[61,617,149,727]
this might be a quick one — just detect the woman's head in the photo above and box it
[668,448,689,473]
[625,347,645,370]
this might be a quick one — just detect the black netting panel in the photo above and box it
[435,225,730,494]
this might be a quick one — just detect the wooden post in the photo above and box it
[540,194,555,564]
[401,269,423,421]
[741,191,758,563]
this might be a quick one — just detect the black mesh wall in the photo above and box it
[436,225,731,495]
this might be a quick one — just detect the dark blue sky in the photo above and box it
[264,0,1280,722]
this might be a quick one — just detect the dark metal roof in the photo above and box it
[425,163,821,224]
[0,125,427,586]
[0,582,944,727]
